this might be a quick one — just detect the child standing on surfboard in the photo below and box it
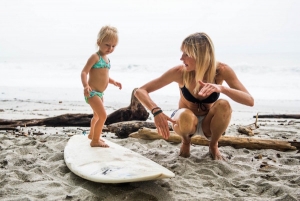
[81,25,122,147]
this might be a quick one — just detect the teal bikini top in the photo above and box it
[92,52,110,69]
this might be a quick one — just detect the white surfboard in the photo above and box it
[64,135,175,183]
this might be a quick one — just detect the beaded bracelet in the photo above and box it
[153,109,163,117]
[151,107,161,114]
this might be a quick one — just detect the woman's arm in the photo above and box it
[220,63,254,106]
[135,65,183,138]
[135,65,183,110]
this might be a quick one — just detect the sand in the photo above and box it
[0,99,300,201]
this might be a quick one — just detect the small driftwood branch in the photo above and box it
[129,127,300,151]
[254,114,300,119]
[237,127,254,136]
[237,113,259,136]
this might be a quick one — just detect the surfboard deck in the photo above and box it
[64,135,175,183]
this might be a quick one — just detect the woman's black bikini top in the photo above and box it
[180,85,220,111]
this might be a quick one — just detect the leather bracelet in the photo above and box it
[153,109,162,117]
[151,107,161,114]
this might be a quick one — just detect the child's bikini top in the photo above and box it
[180,85,220,111]
[92,52,111,69]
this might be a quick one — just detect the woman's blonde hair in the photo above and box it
[96,25,118,47]
[181,32,216,94]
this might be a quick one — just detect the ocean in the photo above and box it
[0,53,299,104]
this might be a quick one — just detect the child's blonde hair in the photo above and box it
[181,32,217,95]
[96,25,118,47]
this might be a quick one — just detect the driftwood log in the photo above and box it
[0,114,93,130]
[129,128,300,151]
[254,114,300,119]
[107,121,172,138]
[105,88,149,125]
[0,88,149,130]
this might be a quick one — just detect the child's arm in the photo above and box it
[81,54,98,96]
[109,77,122,89]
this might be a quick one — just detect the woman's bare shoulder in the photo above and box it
[216,61,240,84]
[215,62,235,84]
[217,62,231,72]
[170,64,185,76]
[163,65,184,76]
[170,64,185,71]
[217,62,235,76]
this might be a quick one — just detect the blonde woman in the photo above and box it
[134,32,254,160]
[81,25,122,147]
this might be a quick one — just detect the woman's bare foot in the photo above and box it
[179,137,191,158]
[90,140,109,147]
[209,146,225,160]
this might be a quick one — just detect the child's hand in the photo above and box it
[114,81,122,90]
[84,85,92,96]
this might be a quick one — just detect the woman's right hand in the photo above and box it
[154,112,176,139]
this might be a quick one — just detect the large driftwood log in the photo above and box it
[107,121,172,138]
[129,128,300,151]
[105,88,149,125]
[0,114,93,130]
[0,88,149,130]
[254,114,300,119]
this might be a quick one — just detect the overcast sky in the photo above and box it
[1,0,299,61]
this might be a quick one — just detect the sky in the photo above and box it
[0,0,300,64]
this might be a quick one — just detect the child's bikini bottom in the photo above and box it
[84,90,104,104]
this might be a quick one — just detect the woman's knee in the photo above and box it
[173,108,198,135]
[214,99,232,113]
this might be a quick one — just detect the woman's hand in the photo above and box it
[154,112,176,139]
[198,80,222,98]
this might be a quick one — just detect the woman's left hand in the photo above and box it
[198,80,221,98]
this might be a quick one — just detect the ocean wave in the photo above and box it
[232,64,300,75]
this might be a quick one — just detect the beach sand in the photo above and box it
[0,99,300,201]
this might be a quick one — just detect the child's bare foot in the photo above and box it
[88,135,105,143]
[90,140,109,147]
